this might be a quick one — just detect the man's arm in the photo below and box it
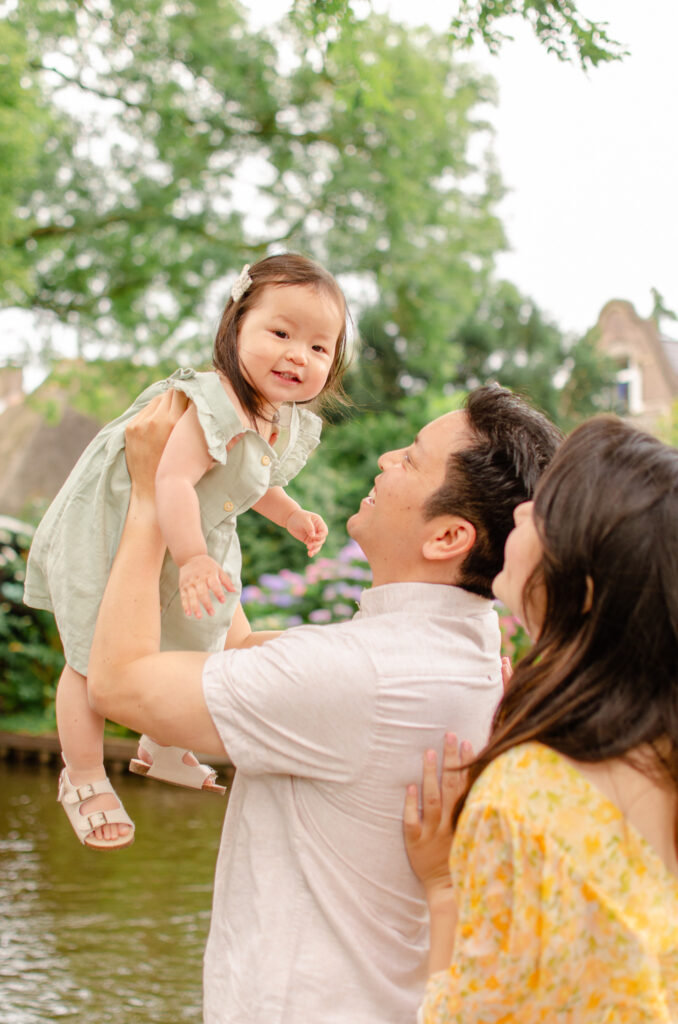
[88,391,226,756]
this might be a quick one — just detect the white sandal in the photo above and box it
[128,735,226,795]
[57,768,135,850]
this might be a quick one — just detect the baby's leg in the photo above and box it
[56,664,133,845]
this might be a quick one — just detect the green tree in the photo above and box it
[301,0,627,68]
[2,0,502,383]
[0,19,53,305]
[449,280,614,428]
[282,8,505,409]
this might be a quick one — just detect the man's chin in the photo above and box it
[346,508,367,543]
[346,512,359,538]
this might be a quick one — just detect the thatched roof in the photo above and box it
[0,384,100,518]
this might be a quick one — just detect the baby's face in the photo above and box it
[237,284,342,407]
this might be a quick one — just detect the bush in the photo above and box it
[0,516,63,722]
[241,538,372,630]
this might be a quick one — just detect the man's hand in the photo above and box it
[285,508,328,557]
[179,554,236,618]
[124,389,189,497]
[403,733,473,901]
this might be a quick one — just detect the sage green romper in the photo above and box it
[23,368,322,676]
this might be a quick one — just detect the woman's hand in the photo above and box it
[404,733,473,899]
[405,734,474,973]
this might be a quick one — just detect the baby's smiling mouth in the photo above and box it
[273,370,302,383]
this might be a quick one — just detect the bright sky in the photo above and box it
[3,0,676,389]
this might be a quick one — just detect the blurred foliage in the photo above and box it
[27,356,187,424]
[0,517,62,724]
[0,18,52,303]
[300,0,627,68]
[447,0,627,68]
[495,607,532,664]
[656,400,678,448]
[241,537,371,630]
[449,280,615,431]
[3,0,502,388]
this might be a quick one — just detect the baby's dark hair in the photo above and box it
[213,253,350,423]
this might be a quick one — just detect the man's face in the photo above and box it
[348,410,475,583]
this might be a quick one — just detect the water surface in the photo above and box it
[0,759,228,1023]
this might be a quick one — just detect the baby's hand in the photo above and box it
[179,555,236,619]
[285,509,328,557]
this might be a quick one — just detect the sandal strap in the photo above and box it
[138,735,217,788]
[57,768,135,844]
[58,774,120,805]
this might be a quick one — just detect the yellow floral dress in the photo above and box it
[421,742,678,1023]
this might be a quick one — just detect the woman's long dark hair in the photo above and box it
[454,416,678,853]
[213,252,350,424]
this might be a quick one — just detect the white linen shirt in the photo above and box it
[202,581,503,1024]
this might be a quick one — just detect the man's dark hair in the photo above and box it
[424,385,562,597]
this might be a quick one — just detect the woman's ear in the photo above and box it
[422,517,476,563]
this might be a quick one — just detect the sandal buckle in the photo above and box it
[87,811,108,828]
[76,784,96,801]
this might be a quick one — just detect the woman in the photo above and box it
[405,416,678,1022]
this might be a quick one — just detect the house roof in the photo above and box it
[0,386,100,518]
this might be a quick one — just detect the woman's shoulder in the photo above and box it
[468,741,561,807]
[465,742,603,840]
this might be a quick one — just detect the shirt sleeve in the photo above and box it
[420,800,545,1023]
[202,623,376,782]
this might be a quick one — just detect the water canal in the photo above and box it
[0,759,229,1023]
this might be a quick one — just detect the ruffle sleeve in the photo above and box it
[270,407,322,487]
[165,368,244,465]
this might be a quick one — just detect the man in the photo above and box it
[89,384,560,1024]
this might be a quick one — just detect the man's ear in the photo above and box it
[422,517,476,563]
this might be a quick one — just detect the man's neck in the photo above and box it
[368,566,458,589]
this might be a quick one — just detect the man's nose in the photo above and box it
[377,448,399,470]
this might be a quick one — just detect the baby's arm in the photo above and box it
[154,401,235,617]
[252,487,328,557]
[224,602,282,649]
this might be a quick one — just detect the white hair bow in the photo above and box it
[231,264,252,303]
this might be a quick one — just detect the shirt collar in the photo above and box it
[356,581,494,619]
